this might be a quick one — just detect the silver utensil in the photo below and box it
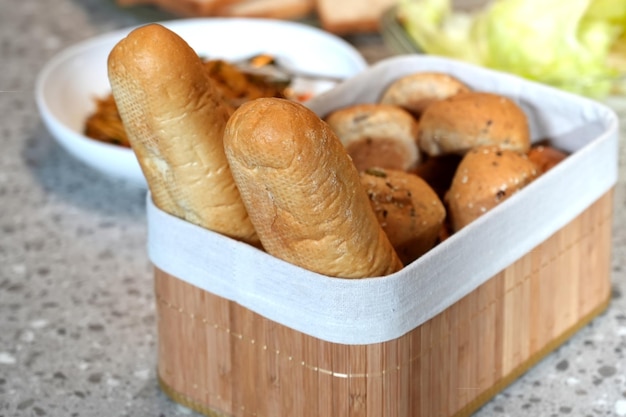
[234,53,347,83]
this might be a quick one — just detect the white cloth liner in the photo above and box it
[147,56,619,345]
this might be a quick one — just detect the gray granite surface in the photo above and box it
[1,1,626,416]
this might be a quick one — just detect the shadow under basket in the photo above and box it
[154,189,613,417]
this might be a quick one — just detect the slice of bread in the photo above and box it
[117,0,313,19]
[116,0,242,16]
[215,0,315,19]
[316,0,397,33]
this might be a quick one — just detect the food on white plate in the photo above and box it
[379,71,471,117]
[325,103,421,172]
[445,145,540,232]
[396,0,626,97]
[360,167,446,264]
[418,92,531,157]
[107,23,259,245]
[84,95,130,147]
[223,97,404,278]
[85,57,294,148]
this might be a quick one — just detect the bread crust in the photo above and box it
[214,0,314,18]
[445,146,539,231]
[325,103,421,172]
[527,144,568,174]
[379,72,471,117]
[316,0,396,34]
[360,168,446,265]
[418,92,531,157]
[107,23,258,245]
[223,98,403,278]
[116,0,242,16]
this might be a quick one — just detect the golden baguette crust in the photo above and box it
[107,23,258,244]
[223,98,404,278]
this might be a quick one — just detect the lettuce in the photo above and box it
[397,0,626,97]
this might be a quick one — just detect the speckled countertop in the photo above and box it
[1,1,626,416]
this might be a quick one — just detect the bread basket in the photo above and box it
[149,56,618,417]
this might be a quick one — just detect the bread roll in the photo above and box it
[527,144,568,174]
[360,168,446,264]
[445,146,539,232]
[418,92,531,157]
[325,103,421,172]
[223,98,403,278]
[379,72,471,118]
[107,23,259,245]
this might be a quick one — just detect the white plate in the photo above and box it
[35,18,368,188]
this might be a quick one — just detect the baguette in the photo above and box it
[107,23,259,245]
[223,97,403,278]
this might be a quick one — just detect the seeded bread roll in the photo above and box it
[360,168,446,265]
[107,23,258,245]
[445,146,539,232]
[325,103,421,172]
[418,92,531,157]
[379,72,471,118]
[223,98,403,278]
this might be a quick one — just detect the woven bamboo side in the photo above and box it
[155,189,613,417]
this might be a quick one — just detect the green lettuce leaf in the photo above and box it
[397,0,626,97]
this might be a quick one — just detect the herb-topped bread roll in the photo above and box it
[107,23,259,245]
[325,103,421,172]
[418,92,531,157]
[379,72,471,118]
[360,168,446,265]
[223,97,403,278]
[445,145,539,232]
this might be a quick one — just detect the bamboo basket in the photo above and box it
[146,55,618,417]
[154,188,613,417]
